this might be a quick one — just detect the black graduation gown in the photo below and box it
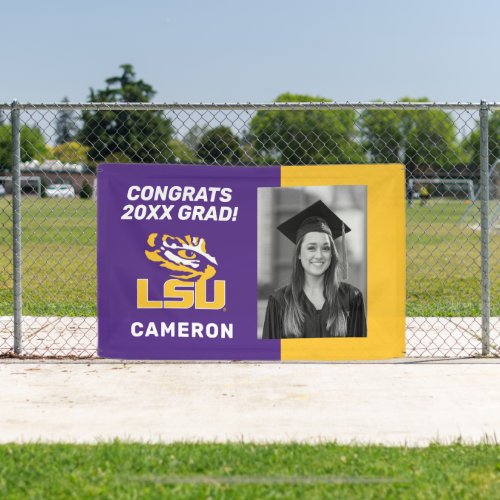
[262,282,366,339]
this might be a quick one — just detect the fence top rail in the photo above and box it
[1,101,500,112]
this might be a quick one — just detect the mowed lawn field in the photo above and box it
[0,196,498,317]
[406,197,499,316]
[0,197,96,317]
[0,442,498,498]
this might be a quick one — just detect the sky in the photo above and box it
[1,0,499,104]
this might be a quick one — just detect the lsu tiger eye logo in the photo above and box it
[136,233,226,310]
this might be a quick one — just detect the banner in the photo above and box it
[98,163,406,360]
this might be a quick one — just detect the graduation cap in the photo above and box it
[277,200,351,279]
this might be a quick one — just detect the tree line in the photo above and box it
[1,64,498,172]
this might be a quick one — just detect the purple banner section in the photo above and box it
[97,164,281,360]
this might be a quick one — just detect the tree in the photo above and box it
[55,97,79,145]
[0,125,48,171]
[359,102,403,163]
[50,141,89,164]
[183,124,208,150]
[360,97,464,171]
[462,111,500,167]
[167,139,197,164]
[79,64,175,165]
[249,93,365,165]
[103,152,132,163]
[402,98,464,171]
[197,126,243,165]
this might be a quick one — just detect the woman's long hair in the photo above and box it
[283,234,347,337]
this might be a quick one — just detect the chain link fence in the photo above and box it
[0,101,498,358]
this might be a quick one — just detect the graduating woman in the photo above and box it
[263,200,366,339]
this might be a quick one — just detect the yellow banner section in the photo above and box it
[280,164,406,360]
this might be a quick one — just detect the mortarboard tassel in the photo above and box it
[341,223,348,280]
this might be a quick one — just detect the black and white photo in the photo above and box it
[258,186,367,339]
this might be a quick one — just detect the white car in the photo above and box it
[45,184,75,198]
[0,184,5,197]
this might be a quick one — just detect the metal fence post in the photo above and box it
[11,100,22,355]
[479,101,490,356]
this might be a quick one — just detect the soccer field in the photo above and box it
[0,196,498,317]
[0,197,96,316]
[406,197,499,316]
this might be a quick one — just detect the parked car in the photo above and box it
[0,184,5,197]
[45,184,75,198]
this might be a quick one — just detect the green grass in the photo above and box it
[0,442,498,499]
[406,198,499,316]
[0,197,96,316]
[0,196,498,317]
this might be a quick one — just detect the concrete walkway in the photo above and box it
[1,360,499,446]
